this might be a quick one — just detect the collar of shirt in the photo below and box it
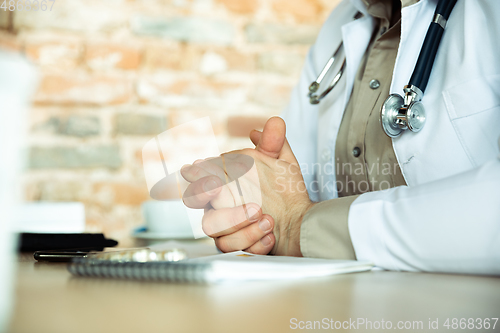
[362,0,420,9]
[360,0,420,24]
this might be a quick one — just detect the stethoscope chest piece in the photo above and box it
[379,0,457,138]
[381,94,405,138]
[381,86,426,138]
[406,101,426,132]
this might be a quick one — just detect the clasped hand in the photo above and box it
[181,117,314,256]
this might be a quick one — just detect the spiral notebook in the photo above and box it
[68,250,373,283]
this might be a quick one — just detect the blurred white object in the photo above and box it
[14,202,86,233]
[0,51,38,332]
[141,117,219,238]
[199,51,228,76]
[142,117,219,195]
[136,200,194,239]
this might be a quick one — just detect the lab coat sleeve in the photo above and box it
[348,157,500,275]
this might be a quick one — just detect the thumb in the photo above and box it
[255,117,286,159]
[251,117,299,167]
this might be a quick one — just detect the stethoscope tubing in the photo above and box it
[409,0,458,92]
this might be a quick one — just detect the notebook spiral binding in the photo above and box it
[68,259,212,283]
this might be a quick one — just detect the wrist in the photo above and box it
[273,201,315,256]
[288,201,315,256]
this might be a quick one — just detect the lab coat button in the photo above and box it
[352,147,361,157]
[369,79,380,89]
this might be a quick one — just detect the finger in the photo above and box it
[214,215,274,253]
[202,203,261,237]
[245,233,276,255]
[181,161,226,183]
[182,176,223,209]
[256,116,286,159]
[181,164,213,183]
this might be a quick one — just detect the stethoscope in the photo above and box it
[308,0,458,138]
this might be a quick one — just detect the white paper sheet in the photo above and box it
[188,251,374,282]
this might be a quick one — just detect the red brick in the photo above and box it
[216,0,259,15]
[169,109,226,136]
[245,23,319,45]
[93,182,150,206]
[182,79,241,95]
[22,179,90,202]
[85,43,142,70]
[227,115,270,137]
[25,39,82,70]
[214,47,256,72]
[145,44,255,73]
[272,0,324,23]
[250,83,293,108]
[0,31,22,52]
[257,51,305,76]
[137,76,246,104]
[144,43,201,71]
[35,74,133,105]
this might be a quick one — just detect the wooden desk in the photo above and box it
[9,250,500,333]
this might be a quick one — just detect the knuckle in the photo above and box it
[182,195,196,209]
[229,206,247,228]
[241,148,256,158]
[233,161,248,173]
[242,225,258,243]
[201,214,214,237]
[215,237,231,253]
[191,166,204,179]
[247,239,268,255]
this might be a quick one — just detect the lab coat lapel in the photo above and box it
[340,14,375,112]
[390,0,436,94]
[319,0,374,200]
[391,0,439,185]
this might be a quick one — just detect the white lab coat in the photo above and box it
[282,0,500,274]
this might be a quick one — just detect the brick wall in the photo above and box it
[0,0,340,240]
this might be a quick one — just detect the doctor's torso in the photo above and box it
[282,0,500,201]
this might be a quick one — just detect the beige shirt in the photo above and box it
[300,0,419,259]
